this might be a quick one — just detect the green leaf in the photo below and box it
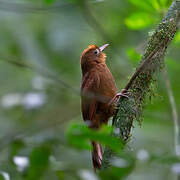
[0,174,5,180]
[66,123,124,152]
[150,0,160,11]
[159,0,168,7]
[174,30,180,43]
[26,145,51,180]
[10,139,25,159]
[127,48,141,65]
[125,12,153,30]
[66,123,92,150]
[44,0,55,5]
[128,0,154,12]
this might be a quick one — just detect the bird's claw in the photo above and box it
[108,89,129,106]
[114,104,119,110]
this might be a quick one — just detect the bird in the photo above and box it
[80,44,127,170]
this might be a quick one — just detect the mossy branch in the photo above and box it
[102,0,180,169]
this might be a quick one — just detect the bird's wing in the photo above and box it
[81,72,100,125]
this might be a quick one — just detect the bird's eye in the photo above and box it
[93,49,100,55]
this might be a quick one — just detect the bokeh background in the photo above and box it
[0,0,179,179]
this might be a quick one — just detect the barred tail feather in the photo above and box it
[91,141,103,170]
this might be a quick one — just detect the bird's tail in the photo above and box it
[91,141,103,170]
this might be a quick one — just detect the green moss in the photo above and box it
[114,16,178,142]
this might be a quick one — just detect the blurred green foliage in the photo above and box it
[0,0,178,180]
[67,123,124,151]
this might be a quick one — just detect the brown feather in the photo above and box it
[80,44,117,169]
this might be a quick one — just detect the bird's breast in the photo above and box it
[97,65,117,97]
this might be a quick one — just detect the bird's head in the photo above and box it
[80,44,109,73]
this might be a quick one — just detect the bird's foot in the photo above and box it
[108,89,129,107]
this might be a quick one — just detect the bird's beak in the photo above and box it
[99,44,109,52]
